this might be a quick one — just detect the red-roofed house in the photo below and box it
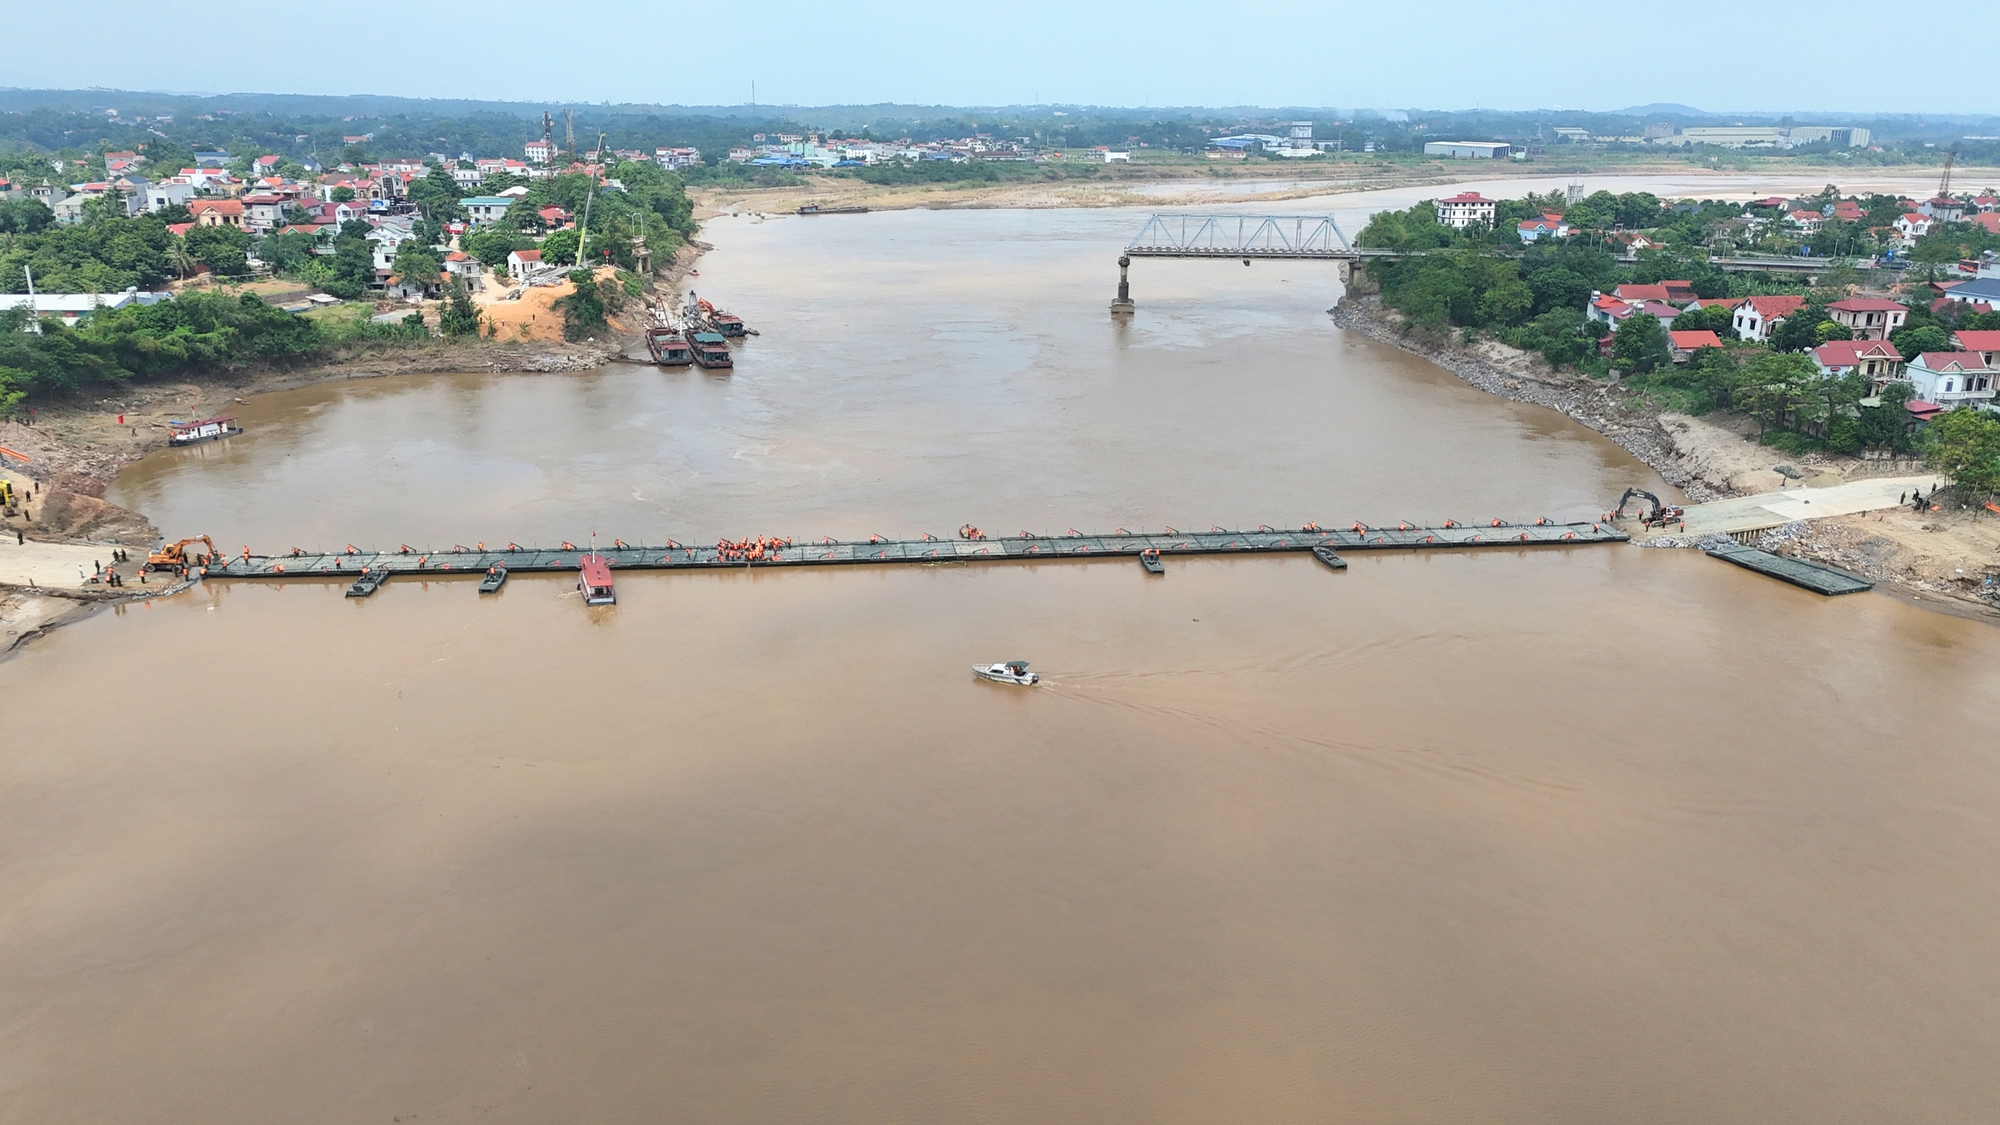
[1952,330,2000,367]
[165,221,195,237]
[1905,352,1994,408]
[188,199,245,228]
[1434,192,1497,229]
[1786,210,1824,232]
[1668,330,1723,360]
[1971,213,2000,235]
[1814,339,1903,392]
[1732,295,1807,342]
[254,155,281,173]
[1517,213,1570,242]
[1615,281,1697,305]
[1893,212,1934,245]
[1830,200,1865,221]
[505,248,543,276]
[1826,297,1907,340]
[239,193,292,233]
[1749,196,1789,208]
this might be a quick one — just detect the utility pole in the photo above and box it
[564,109,576,163]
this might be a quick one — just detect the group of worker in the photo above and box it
[716,534,792,562]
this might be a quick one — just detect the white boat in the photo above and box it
[973,660,1039,685]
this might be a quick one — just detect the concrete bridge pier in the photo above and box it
[1110,255,1135,315]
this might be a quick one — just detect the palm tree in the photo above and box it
[167,235,196,281]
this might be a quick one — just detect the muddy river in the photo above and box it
[6,178,1999,1124]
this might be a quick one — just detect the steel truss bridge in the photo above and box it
[1108,212,1852,312]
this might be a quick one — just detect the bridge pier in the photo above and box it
[1110,255,1135,315]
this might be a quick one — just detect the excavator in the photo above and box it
[1613,488,1686,530]
[147,535,219,574]
[1,444,29,510]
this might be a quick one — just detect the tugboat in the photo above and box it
[645,326,693,366]
[684,329,734,370]
[577,553,616,605]
[972,660,1039,686]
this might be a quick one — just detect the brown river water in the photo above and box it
[7,179,2000,1123]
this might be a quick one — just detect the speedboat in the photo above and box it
[478,565,508,593]
[1311,545,1348,571]
[973,660,1039,686]
[1139,548,1164,574]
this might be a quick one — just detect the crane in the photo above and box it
[1939,148,1957,200]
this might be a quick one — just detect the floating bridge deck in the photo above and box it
[196,521,1628,594]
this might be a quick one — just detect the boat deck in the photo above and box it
[197,521,1628,594]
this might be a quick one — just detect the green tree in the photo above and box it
[406,165,468,222]
[391,241,444,293]
[1768,303,1831,352]
[330,186,356,203]
[540,227,580,267]
[183,223,252,276]
[552,269,606,340]
[1891,323,1951,356]
[438,275,481,337]
[1610,312,1671,374]
[1926,407,2000,502]
[1737,351,1817,434]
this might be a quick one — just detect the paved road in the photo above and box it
[1634,474,1944,536]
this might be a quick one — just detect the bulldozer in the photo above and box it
[147,535,218,573]
[1613,488,1686,530]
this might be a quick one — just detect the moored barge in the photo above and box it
[684,329,734,369]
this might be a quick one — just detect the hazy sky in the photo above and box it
[6,0,1993,115]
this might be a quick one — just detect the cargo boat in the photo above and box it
[684,329,734,369]
[645,326,693,366]
[168,416,243,446]
[798,204,869,215]
[577,553,615,605]
[692,297,747,337]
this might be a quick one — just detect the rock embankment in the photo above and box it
[1326,295,1717,501]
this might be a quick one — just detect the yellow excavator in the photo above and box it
[1,444,28,510]
[147,535,219,573]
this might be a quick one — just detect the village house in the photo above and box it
[443,250,484,290]
[1892,212,1934,246]
[144,182,196,212]
[1434,192,1497,229]
[525,139,556,164]
[462,196,516,225]
[1824,297,1906,340]
[505,248,543,277]
[1813,339,1904,394]
[1587,292,1682,328]
[1830,200,1865,222]
[188,199,245,228]
[239,194,292,234]
[365,223,419,273]
[1953,329,2000,367]
[1517,213,1571,241]
[1668,330,1723,361]
[1614,281,1696,305]
[1731,295,1807,342]
[1903,352,1995,410]
[1785,209,1824,233]
[655,147,702,169]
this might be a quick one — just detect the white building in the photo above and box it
[1434,192,1497,228]
[1904,352,1996,410]
[1423,140,1511,159]
[0,290,173,327]
[144,182,196,212]
[1731,295,1806,342]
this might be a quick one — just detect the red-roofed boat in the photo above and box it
[577,553,616,605]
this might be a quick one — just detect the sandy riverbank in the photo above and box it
[1328,294,1999,618]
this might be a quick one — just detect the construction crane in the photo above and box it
[1939,148,1957,199]
[146,535,218,573]
[564,108,576,163]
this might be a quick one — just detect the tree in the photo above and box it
[462,227,532,268]
[406,165,467,222]
[165,235,197,281]
[1891,323,1951,356]
[183,223,252,276]
[540,227,580,267]
[391,241,444,294]
[438,276,481,337]
[1610,312,1670,374]
[1768,304,1830,353]
[1907,234,1962,280]
[552,269,606,340]
[330,186,356,203]
[1926,407,2000,502]
[1737,351,1817,434]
